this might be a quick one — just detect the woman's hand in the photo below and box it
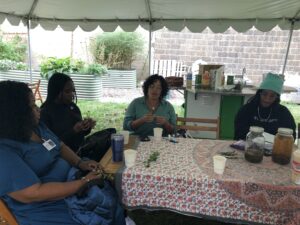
[154,115,167,125]
[78,159,101,171]
[142,112,155,123]
[73,118,96,133]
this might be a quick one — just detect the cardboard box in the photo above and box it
[198,65,224,90]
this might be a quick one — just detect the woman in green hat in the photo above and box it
[234,72,296,140]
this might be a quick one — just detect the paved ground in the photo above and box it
[101,88,185,106]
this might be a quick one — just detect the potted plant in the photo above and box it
[39,57,107,100]
[90,32,144,89]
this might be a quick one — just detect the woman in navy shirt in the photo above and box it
[0,81,100,225]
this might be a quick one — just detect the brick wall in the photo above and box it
[152,27,300,84]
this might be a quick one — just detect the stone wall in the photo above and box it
[152,27,300,83]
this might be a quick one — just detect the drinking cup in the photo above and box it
[124,149,137,168]
[111,134,124,162]
[153,127,163,141]
[213,155,227,175]
[119,130,130,145]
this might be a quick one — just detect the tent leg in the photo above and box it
[281,20,295,75]
[148,22,152,76]
[26,19,33,83]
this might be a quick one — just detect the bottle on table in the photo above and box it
[272,128,294,165]
[244,126,265,163]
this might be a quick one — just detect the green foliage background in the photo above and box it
[0,35,27,62]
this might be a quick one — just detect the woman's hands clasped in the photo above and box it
[73,118,96,133]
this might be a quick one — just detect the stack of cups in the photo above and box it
[292,150,300,184]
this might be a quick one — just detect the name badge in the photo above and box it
[43,139,56,151]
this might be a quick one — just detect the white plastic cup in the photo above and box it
[213,155,227,175]
[124,149,137,168]
[153,127,163,141]
[119,130,130,145]
[292,150,300,184]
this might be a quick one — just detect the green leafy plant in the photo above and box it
[0,35,27,62]
[83,63,107,76]
[144,151,160,168]
[40,57,72,79]
[0,59,27,71]
[90,32,144,70]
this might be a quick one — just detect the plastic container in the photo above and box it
[186,72,192,89]
[291,150,300,184]
[245,126,265,163]
[111,134,124,162]
[272,128,294,165]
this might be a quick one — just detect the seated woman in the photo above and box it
[40,72,96,152]
[123,74,176,137]
[234,72,296,140]
[0,80,111,225]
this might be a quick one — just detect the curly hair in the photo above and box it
[0,81,35,142]
[41,72,76,108]
[142,74,169,100]
[247,89,280,106]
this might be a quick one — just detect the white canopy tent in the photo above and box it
[1,0,300,77]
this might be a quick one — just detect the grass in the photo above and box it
[78,100,300,134]
[77,100,184,133]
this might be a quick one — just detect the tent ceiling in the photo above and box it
[0,0,300,32]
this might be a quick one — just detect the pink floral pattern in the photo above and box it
[122,138,300,225]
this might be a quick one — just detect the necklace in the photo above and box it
[257,106,272,122]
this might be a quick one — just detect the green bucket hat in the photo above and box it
[259,72,284,95]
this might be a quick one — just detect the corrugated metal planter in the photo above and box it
[102,69,136,89]
[0,70,102,100]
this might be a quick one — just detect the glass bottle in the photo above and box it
[245,126,265,163]
[272,128,294,165]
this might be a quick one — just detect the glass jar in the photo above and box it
[245,126,265,163]
[272,128,294,165]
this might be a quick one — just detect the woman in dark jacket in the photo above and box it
[40,72,96,152]
[234,72,296,140]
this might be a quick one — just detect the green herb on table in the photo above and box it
[219,151,238,159]
[144,151,160,168]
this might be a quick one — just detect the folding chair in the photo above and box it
[176,116,220,139]
[0,199,18,225]
[28,80,43,104]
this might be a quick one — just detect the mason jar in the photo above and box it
[245,126,265,163]
[272,128,294,165]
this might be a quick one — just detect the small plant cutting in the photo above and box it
[144,151,160,168]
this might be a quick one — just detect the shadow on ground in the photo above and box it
[128,209,237,225]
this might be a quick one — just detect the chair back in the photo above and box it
[28,80,43,104]
[0,199,18,225]
[176,116,220,139]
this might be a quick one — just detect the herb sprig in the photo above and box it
[144,151,160,167]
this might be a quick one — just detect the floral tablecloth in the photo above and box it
[121,138,300,225]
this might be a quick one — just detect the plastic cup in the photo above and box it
[111,134,124,162]
[120,130,130,145]
[213,155,227,175]
[153,127,163,141]
[124,149,137,168]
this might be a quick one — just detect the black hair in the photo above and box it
[142,74,169,100]
[0,81,35,142]
[247,89,280,106]
[41,72,76,108]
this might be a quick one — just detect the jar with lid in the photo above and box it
[272,128,294,165]
[245,126,265,163]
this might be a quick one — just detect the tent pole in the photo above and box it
[26,19,33,83]
[282,20,295,75]
[148,22,152,76]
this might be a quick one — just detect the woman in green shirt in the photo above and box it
[123,74,176,137]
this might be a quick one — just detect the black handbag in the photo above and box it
[77,128,116,161]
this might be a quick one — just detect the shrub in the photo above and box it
[40,57,106,79]
[0,59,27,71]
[0,35,27,62]
[40,57,72,79]
[90,32,144,70]
[84,63,107,75]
